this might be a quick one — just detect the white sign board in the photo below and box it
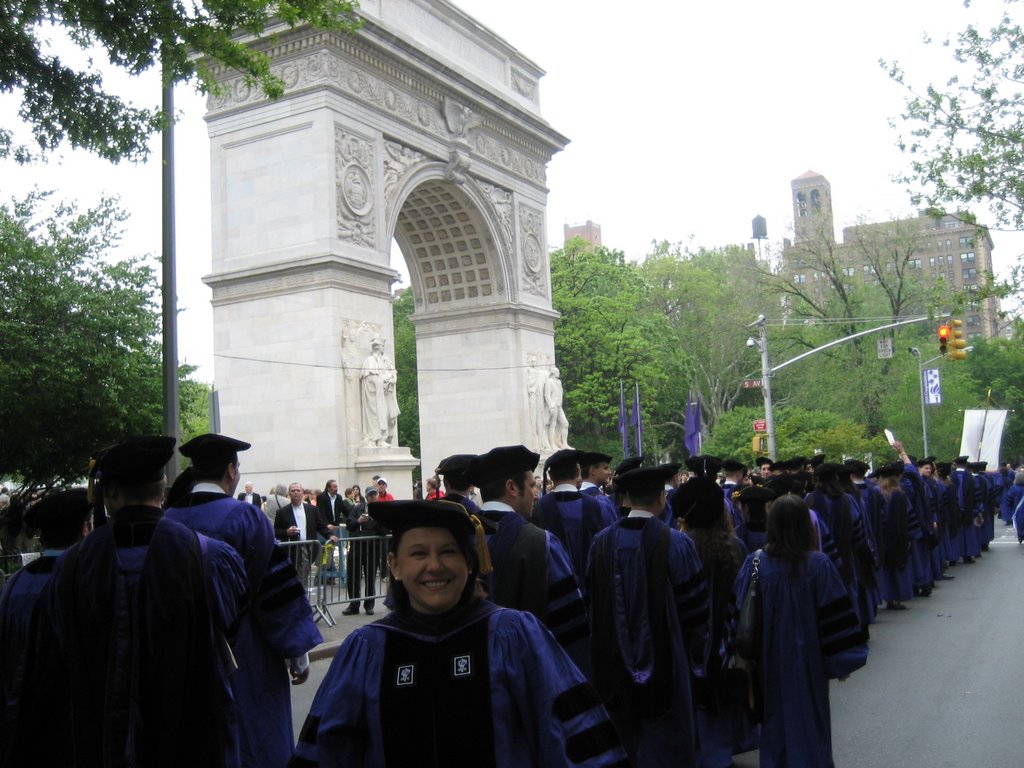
[923,369,941,405]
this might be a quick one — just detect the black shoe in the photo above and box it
[365,608,375,616]
[342,606,359,615]
[962,556,976,564]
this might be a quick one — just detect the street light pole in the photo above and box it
[748,315,776,460]
[910,347,929,456]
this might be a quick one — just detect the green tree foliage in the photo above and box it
[639,242,775,438]
[179,363,212,444]
[550,238,670,457]
[0,192,164,495]
[959,337,1024,462]
[392,287,420,464]
[884,0,1024,230]
[1,0,361,162]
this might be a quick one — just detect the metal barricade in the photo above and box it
[0,552,40,592]
[276,539,333,626]
[320,534,392,615]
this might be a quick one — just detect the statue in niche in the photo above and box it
[360,336,401,448]
[543,366,570,451]
[526,356,548,452]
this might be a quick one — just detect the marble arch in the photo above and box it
[202,0,568,495]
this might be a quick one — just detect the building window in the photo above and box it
[810,189,822,212]
[842,266,856,277]
[796,192,807,217]
[959,235,974,248]
[963,268,977,281]
[909,258,922,269]
[946,239,952,249]
[967,314,981,326]
[929,256,937,266]
[944,220,959,229]
[946,254,954,264]
[863,264,875,274]
[794,273,807,284]
[960,252,975,263]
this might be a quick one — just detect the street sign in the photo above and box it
[877,337,893,359]
[753,419,767,432]
[924,368,941,405]
[742,379,763,389]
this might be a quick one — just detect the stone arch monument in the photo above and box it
[203,0,568,496]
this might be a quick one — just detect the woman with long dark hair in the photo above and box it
[290,500,628,767]
[875,462,913,610]
[673,478,757,767]
[734,494,868,768]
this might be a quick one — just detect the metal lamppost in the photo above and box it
[909,347,929,457]
[746,315,776,460]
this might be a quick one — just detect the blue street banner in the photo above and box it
[684,391,702,456]
[618,380,629,458]
[631,383,644,457]
[923,368,941,405]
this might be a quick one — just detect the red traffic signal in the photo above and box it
[938,324,950,354]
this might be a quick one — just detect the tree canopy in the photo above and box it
[1,0,361,162]
[0,192,206,497]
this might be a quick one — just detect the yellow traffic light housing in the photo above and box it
[948,318,967,360]
[938,324,950,355]
[752,434,767,454]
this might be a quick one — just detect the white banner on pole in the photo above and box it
[923,369,941,405]
[959,409,1008,465]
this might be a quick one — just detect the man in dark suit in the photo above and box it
[237,481,264,507]
[342,486,384,615]
[274,482,329,542]
[315,480,345,532]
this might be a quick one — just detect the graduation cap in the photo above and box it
[545,449,582,478]
[809,454,826,468]
[843,459,871,476]
[670,477,724,528]
[919,456,937,466]
[721,458,746,474]
[24,487,91,531]
[968,461,987,472]
[813,462,841,481]
[754,457,773,468]
[953,455,970,466]
[436,454,477,476]
[579,451,613,470]
[179,433,250,472]
[872,461,905,479]
[684,455,723,477]
[614,465,678,496]
[368,499,492,574]
[935,462,952,475]
[734,484,778,506]
[614,456,644,476]
[465,445,540,487]
[97,436,176,485]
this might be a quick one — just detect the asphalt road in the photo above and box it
[293,525,1024,765]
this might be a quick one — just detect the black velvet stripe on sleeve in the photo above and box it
[549,575,579,602]
[821,629,868,656]
[261,581,307,611]
[818,611,859,638]
[553,683,601,722]
[817,597,853,621]
[565,721,623,764]
[553,620,590,650]
[548,597,587,628]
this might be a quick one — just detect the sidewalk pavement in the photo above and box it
[308,605,380,662]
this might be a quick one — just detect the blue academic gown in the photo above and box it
[1007,484,1024,541]
[167,492,323,768]
[0,552,64,762]
[537,487,616,589]
[581,483,619,520]
[586,514,711,768]
[481,505,590,673]
[734,550,868,768]
[36,511,248,768]
[879,489,914,602]
[289,600,630,768]
[951,468,980,559]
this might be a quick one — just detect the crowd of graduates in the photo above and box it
[0,430,1017,768]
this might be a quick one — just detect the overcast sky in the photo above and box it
[2,0,1019,383]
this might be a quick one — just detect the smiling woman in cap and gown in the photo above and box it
[290,499,629,768]
[586,464,711,768]
[165,433,323,768]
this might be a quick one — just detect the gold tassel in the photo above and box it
[470,514,493,575]
[86,458,98,504]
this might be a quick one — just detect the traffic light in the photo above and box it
[752,434,767,454]
[938,324,950,355]
[948,318,967,360]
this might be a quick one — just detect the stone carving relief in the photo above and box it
[383,141,426,212]
[511,69,537,100]
[336,127,376,247]
[518,203,547,297]
[477,181,513,253]
[208,43,545,186]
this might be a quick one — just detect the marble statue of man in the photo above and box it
[544,366,570,450]
[360,337,400,448]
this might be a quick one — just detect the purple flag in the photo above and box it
[684,391,702,457]
[618,380,629,458]
[632,383,643,457]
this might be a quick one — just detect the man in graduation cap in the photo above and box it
[435,454,480,516]
[26,436,249,767]
[586,464,710,768]
[0,488,92,763]
[466,445,590,673]
[578,450,618,519]
[536,449,616,590]
[166,433,323,768]
[720,458,748,538]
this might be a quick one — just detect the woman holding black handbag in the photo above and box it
[733,494,868,768]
